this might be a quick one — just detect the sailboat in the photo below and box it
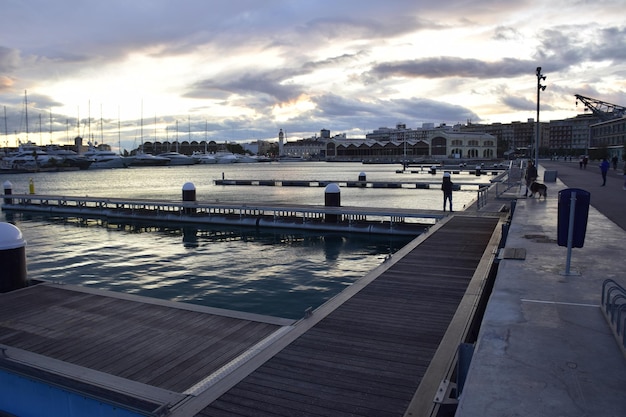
[130,104,170,167]
[83,107,132,169]
[157,117,199,165]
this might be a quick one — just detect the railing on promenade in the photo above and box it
[476,186,489,210]
[601,279,626,356]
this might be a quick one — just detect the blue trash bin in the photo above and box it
[557,188,590,248]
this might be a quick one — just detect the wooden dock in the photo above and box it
[1,194,446,235]
[214,178,493,189]
[0,214,504,416]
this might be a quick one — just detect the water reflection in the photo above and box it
[6,212,413,319]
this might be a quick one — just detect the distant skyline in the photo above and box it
[1,0,625,151]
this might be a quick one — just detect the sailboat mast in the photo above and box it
[118,106,121,154]
[3,106,8,142]
[100,104,104,143]
[49,109,53,144]
[140,100,143,151]
[88,100,91,143]
[24,90,29,141]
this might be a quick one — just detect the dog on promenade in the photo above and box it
[529,181,547,199]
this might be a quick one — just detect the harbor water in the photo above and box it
[0,162,493,319]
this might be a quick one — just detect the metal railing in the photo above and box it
[476,186,489,210]
[601,279,626,354]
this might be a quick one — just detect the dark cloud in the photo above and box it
[493,26,522,41]
[501,96,536,111]
[310,94,479,128]
[186,68,305,105]
[369,57,536,80]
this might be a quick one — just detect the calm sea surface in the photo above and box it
[1,162,493,319]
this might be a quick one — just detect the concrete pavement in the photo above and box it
[456,161,626,417]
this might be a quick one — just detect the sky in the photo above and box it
[1,0,625,152]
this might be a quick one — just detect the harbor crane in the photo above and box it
[575,94,626,122]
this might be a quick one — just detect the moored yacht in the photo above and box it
[192,152,217,164]
[157,152,198,166]
[0,142,51,171]
[84,147,133,169]
[130,152,170,167]
[215,152,239,164]
[45,145,93,170]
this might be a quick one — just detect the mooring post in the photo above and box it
[0,223,27,293]
[324,183,341,223]
[182,182,196,215]
[3,181,12,205]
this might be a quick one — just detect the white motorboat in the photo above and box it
[192,152,217,164]
[236,154,260,163]
[0,142,51,171]
[215,152,239,164]
[130,152,170,167]
[45,146,93,170]
[157,152,198,166]
[84,147,133,169]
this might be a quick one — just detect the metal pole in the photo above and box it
[565,191,576,275]
[535,67,546,168]
[535,77,540,167]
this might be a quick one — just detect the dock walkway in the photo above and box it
[0,213,504,416]
[184,215,502,416]
[457,160,626,417]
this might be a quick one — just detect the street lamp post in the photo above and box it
[535,67,547,167]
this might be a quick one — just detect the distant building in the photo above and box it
[461,119,547,158]
[548,114,599,153]
[282,130,338,158]
[590,116,626,160]
[327,128,496,162]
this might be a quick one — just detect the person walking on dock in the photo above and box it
[441,172,453,212]
[599,158,610,186]
[524,160,537,197]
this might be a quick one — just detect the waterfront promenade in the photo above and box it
[457,160,626,417]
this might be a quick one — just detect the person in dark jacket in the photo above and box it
[524,160,538,197]
[600,158,610,186]
[442,172,453,212]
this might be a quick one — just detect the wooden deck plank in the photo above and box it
[0,284,284,394]
[196,215,500,417]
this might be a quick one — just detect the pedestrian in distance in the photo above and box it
[623,163,626,190]
[524,160,538,197]
[599,158,610,186]
[612,156,618,171]
[441,172,453,212]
